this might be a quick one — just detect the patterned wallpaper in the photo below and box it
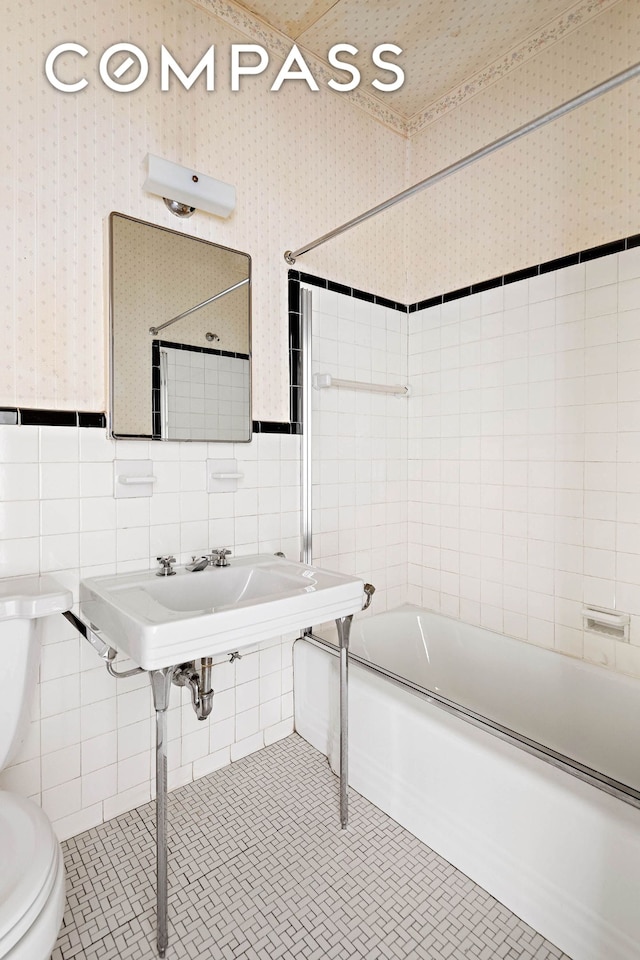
[2,0,637,421]
[405,0,624,134]
[1,0,407,421]
[404,0,640,301]
[191,0,622,133]
[189,0,408,135]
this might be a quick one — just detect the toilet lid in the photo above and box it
[0,793,59,946]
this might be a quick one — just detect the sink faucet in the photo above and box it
[156,556,176,577]
[186,548,232,572]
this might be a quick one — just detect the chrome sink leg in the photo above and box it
[336,615,352,830]
[150,668,173,958]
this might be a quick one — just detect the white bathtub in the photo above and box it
[294,605,640,960]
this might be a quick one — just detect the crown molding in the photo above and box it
[186,0,409,136]
[407,0,623,137]
[187,0,623,140]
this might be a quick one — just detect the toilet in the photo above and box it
[0,576,73,960]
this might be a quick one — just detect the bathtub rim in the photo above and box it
[298,630,640,810]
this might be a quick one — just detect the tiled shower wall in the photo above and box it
[407,246,640,679]
[0,428,299,840]
[309,286,408,611]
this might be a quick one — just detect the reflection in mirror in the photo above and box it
[109,213,251,442]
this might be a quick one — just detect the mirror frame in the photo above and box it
[108,211,252,442]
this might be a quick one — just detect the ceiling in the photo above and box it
[229,0,586,120]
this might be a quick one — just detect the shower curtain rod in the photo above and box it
[283,61,640,265]
[149,277,249,336]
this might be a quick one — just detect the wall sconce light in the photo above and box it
[143,153,236,219]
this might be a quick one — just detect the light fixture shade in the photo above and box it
[143,153,236,219]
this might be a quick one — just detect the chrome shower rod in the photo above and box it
[284,61,640,265]
[149,277,249,336]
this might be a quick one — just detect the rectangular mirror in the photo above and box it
[109,212,251,442]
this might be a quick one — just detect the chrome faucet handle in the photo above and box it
[199,549,226,566]
[213,548,232,567]
[156,556,177,577]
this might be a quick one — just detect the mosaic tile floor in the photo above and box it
[52,735,571,960]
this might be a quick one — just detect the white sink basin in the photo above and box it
[80,555,364,670]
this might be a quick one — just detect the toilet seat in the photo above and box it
[0,792,64,958]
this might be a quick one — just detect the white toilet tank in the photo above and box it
[0,619,41,769]
[0,577,73,771]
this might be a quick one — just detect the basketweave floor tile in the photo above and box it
[51,734,571,960]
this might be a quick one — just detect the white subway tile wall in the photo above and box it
[163,347,250,441]
[4,247,640,843]
[0,429,299,840]
[408,248,640,680]
[309,288,408,612]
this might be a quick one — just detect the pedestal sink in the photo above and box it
[72,554,365,957]
[80,553,363,669]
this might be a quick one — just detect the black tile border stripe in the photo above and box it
[151,341,162,439]
[539,253,579,274]
[0,408,107,428]
[156,339,250,361]
[3,234,637,437]
[289,269,407,313]
[0,405,299,437]
[408,233,640,312]
[288,306,303,430]
[21,408,78,426]
[252,420,300,434]
[288,231,638,434]
[78,412,107,428]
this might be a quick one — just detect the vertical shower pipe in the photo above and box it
[300,287,313,568]
[299,286,351,827]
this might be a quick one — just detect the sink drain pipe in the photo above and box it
[173,658,215,721]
